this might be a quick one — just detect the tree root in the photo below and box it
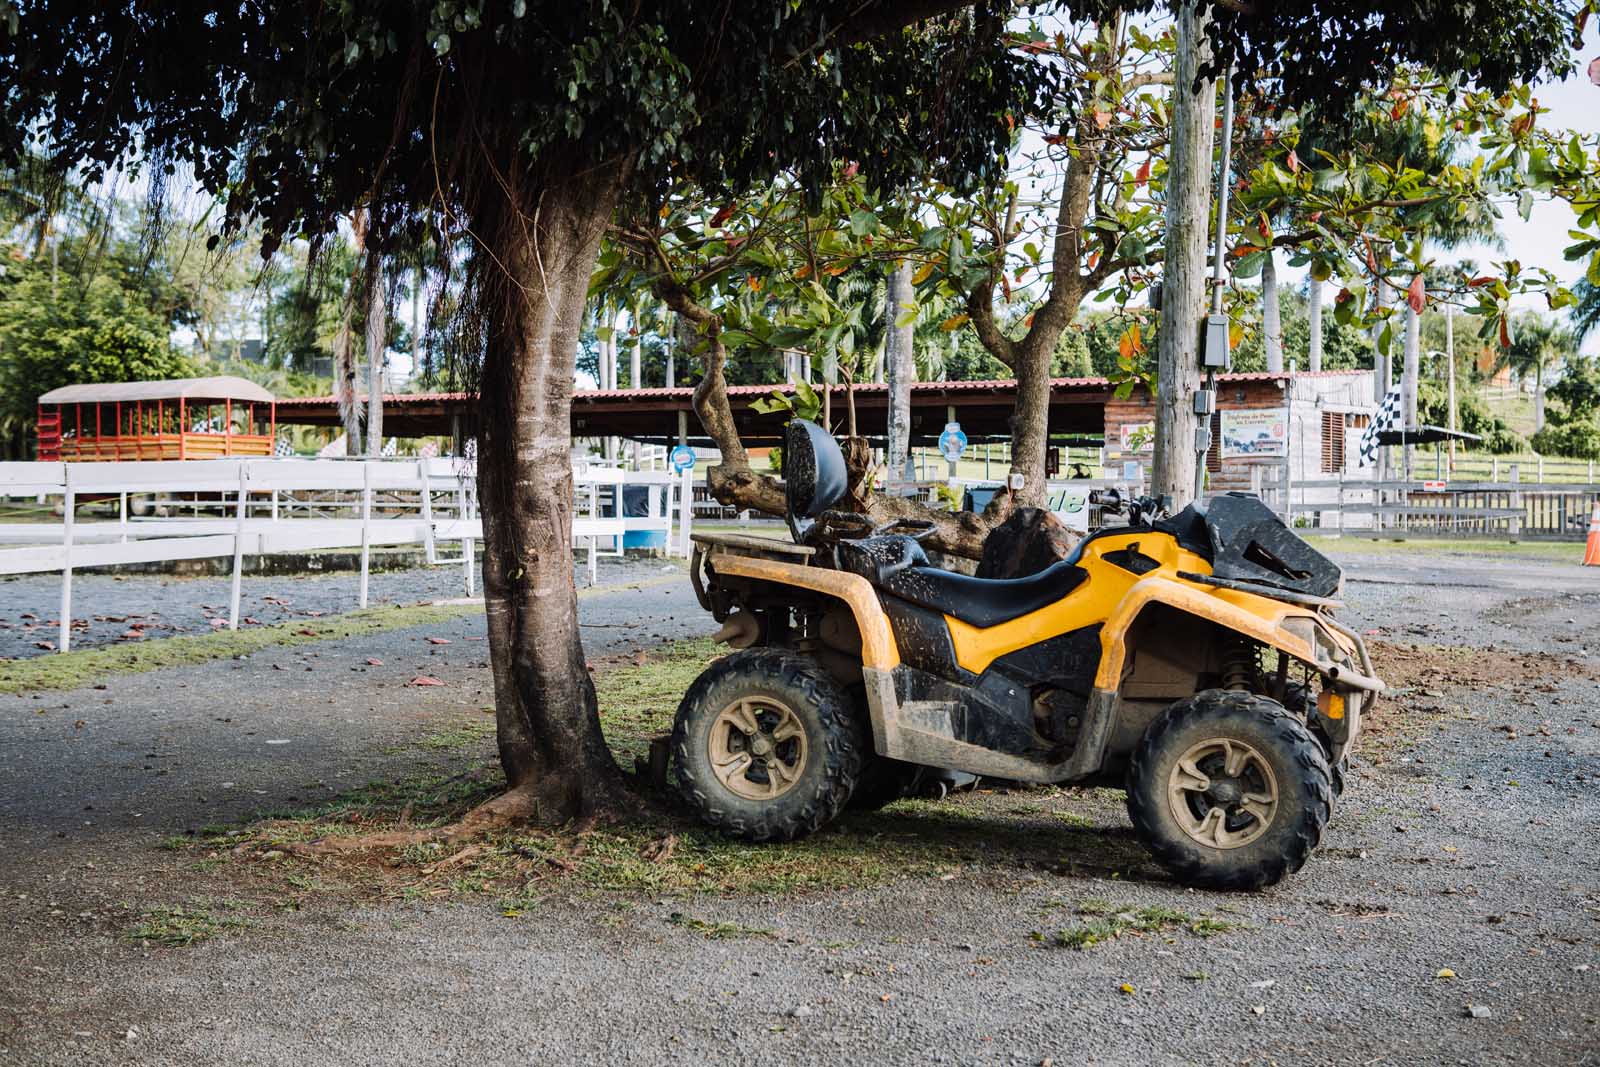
[280,777,642,859]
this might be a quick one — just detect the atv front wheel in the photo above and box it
[672,650,866,842]
[1126,690,1333,891]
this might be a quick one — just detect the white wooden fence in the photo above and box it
[1249,464,1600,540]
[0,458,695,653]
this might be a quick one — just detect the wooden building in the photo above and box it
[36,377,278,461]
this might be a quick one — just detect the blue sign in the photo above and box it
[938,422,968,463]
[670,445,697,473]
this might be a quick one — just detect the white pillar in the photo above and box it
[58,468,74,654]
[358,459,372,608]
[229,462,248,629]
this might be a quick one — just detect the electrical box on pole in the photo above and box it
[1202,313,1231,370]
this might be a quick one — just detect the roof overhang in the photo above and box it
[38,376,276,405]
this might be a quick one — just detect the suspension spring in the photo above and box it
[1220,638,1257,692]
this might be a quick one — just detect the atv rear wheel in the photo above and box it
[1126,690,1333,891]
[672,650,866,842]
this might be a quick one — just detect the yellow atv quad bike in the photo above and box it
[673,422,1382,890]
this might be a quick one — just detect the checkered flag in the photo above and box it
[382,437,398,457]
[273,434,295,458]
[1357,386,1402,468]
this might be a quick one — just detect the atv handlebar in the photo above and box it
[1090,488,1171,525]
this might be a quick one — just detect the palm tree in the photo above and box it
[1569,278,1600,344]
[1497,313,1574,433]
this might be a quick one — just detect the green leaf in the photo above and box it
[1518,189,1534,222]
[766,326,811,348]
[1232,251,1265,279]
[848,210,878,236]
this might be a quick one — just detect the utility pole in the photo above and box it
[1445,303,1457,471]
[1194,61,1235,504]
[885,262,915,479]
[1307,278,1323,373]
[1150,0,1218,507]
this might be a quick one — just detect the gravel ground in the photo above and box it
[0,555,655,659]
[1,548,1598,1066]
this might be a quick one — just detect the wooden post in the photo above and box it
[358,459,373,608]
[1509,463,1521,542]
[178,398,187,460]
[58,466,74,654]
[225,397,233,457]
[418,458,436,564]
[459,477,475,596]
[229,462,248,629]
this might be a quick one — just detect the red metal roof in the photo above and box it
[276,369,1363,409]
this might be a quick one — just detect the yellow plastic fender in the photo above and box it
[1092,575,1319,690]
[708,554,900,669]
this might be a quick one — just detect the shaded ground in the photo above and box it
[1,548,1598,1066]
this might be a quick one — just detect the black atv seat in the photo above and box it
[836,535,1087,629]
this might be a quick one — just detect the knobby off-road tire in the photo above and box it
[1126,690,1333,891]
[672,649,867,842]
[1283,681,1349,802]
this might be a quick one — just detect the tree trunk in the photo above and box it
[1009,338,1052,507]
[884,262,915,479]
[410,266,422,380]
[1151,0,1216,507]
[364,253,387,456]
[1306,278,1323,373]
[630,298,643,390]
[474,159,633,822]
[1402,302,1420,428]
[333,301,362,455]
[1401,301,1419,475]
[1372,278,1390,397]
[1534,361,1545,432]
[663,302,677,388]
[1261,248,1282,373]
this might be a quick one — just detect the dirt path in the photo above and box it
[2,551,1598,1066]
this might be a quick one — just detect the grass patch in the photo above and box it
[594,638,720,766]
[415,717,497,752]
[1038,900,1238,950]
[0,601,483,696]
[1304,535,1585,562]
[666,912,776,940]
[125,901,252,946]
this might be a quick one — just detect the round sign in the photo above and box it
[670,445,697,473]
[938,421,967,463]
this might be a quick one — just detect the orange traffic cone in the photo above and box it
[1585,502,1600,566]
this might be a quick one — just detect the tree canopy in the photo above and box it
[1,2,1045,260]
